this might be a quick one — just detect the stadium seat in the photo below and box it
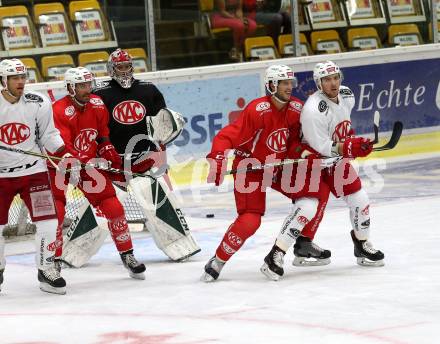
[78,51,109,77]
[428,22,440,42]
[388,24,422,46]
[69,0,111,44]
[199,0,231,36]
[21,58,42,84]
[244,36,280,61]
[126,48,148,73]
[0,6,37,50]
[33,2,75,47]
[311,30,345,54]
[347,27,381,50]
[278,33,312,56]
[41,54,75,81]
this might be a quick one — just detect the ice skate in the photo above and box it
[260,245,285,281]
[120,250,146,280]
[38,268,66,295]
[201,256,225,282]
[350,230,384,267]
[293,236,331,267]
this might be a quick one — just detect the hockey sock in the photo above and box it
[275,198,319,252]
[35,219,58,270]
[0,225,5,270]
[98,197,133,252]
[215,212,262,262]
[301,196,328,240]
[54,199,66,258]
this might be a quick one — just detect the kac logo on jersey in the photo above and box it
[0,122,31,145]
[113,100,146,124]
[89,97,104,106]
[74,129,98,152]
[256,101,270,112]
[266,128,289,153]
[332,120,351,141]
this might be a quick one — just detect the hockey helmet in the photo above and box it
[313,61,343,89]
[107,48,134,89]
[264,64,297,95]
[0,58,27,88]
[64,67,94,96]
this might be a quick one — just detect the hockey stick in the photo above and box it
[226,120,403,175]
[0,145,154,179]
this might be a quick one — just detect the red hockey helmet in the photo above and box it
[107,48,134,89]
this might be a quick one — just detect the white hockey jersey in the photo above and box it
[300,85,355,157]
[0,91,64,177]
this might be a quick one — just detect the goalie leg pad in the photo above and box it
[129,176,200,261]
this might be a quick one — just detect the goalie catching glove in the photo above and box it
[146,108,186,145]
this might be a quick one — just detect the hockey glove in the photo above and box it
[97,142,122,169]
[342,137,373,158]
[206,151,227,186]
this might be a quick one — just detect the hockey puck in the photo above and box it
[206,214,215,218]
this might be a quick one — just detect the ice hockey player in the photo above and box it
[0,58,68,294]
[49,67,146,279]
[201,64,331,282]
[270,61,384,270]
[93,48,199,261]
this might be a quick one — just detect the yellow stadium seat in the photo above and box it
[244,36,280,61]
[278,33,312,57]
[0,6,37,50]
[199,0,231,36]
[78,51,109,77]
[388,24,422,46]
[69,0,111,44]
[41,54,75,81]
[33,2,75,47]
[347,27,381,50]
[311,30,345,54]
[126,48,148,73]
[21,58,42,84]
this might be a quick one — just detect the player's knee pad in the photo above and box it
[345,189,370,240]
[34,218,58,269]
[97,197,125,220]
[234,213,262,239]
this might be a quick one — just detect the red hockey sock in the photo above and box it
[98,197,133,252]
[54,199,66,258]
[301,197,328,240]
[215,212,262,262]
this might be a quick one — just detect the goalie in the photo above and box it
[88,49,200,262]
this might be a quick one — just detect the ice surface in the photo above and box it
[1,155,439,344]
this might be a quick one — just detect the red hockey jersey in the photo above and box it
[212,95,304,162]
[52,95,110,159]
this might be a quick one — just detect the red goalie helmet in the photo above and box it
[107,48,134,89]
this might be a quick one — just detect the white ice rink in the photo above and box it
[1,154,439,344]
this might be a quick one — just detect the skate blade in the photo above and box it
[200,272,217,283]
[356,257,384,267]
[39,283,66,295]
[129,271,146,280]
[292,257,331,267]
[260,263,281,281]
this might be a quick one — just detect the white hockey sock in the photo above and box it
[275,198,319,252]
[345,189,371,241]
[34,219,58,270]
[0,225,5,270]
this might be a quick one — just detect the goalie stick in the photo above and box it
[226,120,403,175]
[0,145,155,179]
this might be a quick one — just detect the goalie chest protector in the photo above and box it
[94,79,166,159]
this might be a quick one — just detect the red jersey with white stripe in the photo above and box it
[212,95,303,162]
[52,95,110,159]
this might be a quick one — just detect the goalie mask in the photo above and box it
[107,49,134,89]
[313,61,343,89]
[146,108,186,145]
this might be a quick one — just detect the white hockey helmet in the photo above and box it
[0,58,27,88]
[264,64,297,95]
[107,48,134,89]
[64,67,94,96]
[313,61,343,88]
